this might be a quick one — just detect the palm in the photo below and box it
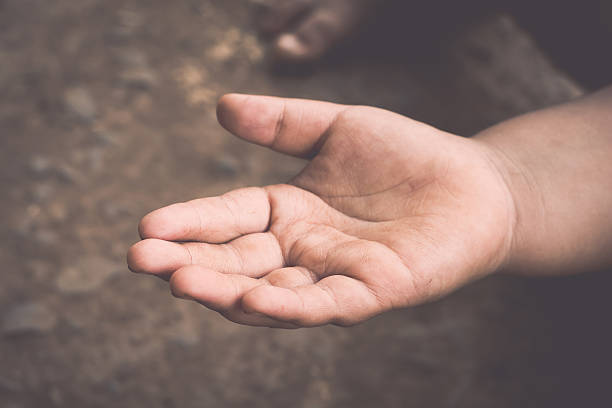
[128,95,514,327]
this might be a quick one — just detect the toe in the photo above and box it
[272,5,358,62]
[257,0,313,34]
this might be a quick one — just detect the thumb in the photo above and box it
[216,94,347,158]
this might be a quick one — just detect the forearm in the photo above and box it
[476,85,612,276]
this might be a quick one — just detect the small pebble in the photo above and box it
[2,302,57,335]
[102,201,132,219]
[34,229,60,247]
[64,87,97,122]
[28,156,52,175]
[211,155,240,177]
[56,256,123,294]
[29,183,55,203]
[167,329,200,348]
[56,163,84,185]
[25,260,53,281]
[92,128,119,146]
[86,148,105,173]
[120,69,157,89]
[48,201,68,221]
[115,49,148,69]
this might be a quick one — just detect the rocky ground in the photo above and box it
[1,1,611,407]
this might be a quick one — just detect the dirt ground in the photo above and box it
[1,1,611,407]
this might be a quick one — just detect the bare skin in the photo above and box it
[478,86,612,275]
[257,0,381,62]
[127,86,612,328]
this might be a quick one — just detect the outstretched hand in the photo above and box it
[127,94,516,328]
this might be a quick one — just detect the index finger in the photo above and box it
[139,187,271,243]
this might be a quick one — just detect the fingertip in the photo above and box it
[127,239,188,276]
[217,93,248,106]
[138,204,190,240]
[138,210,161,239]
[126,243,140,273]
[169,266,197,300]
[138,209,170,239]
[216,93,280,147]
[127,239,152,274]
[241,285,289,317]
[216,93,248,133]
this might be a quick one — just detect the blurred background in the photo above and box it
[1,0,611,407]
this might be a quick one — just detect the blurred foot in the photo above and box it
[257,0,382,63]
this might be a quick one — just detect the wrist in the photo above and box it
[486,139,548,276]
[471,137,526,275]
[473,89,612,276]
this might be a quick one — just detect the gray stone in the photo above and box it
[64,87,97,122]
[56,256,124,294]
[63,308,89,330]
[115,49,148,69]
[116,9,143,36]
[48,201,69,222]
[25,260,53,281]
[92,128,119,146]
[102,201,133,219]
[56,163,84,185]
[167,328,200,348]
[2,302,57,335]
[13,216,33,238]
[29,182,55,203]
[13,204,43,238]
[28,155,52,175]
[86,147,105,172]
[212,155,240,177]
[120,68,157,89]
[34,229,60,246]
[28,155,84,185]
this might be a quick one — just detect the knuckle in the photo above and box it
[225,243,245,273]
[271,100,288,149]
[333,106,371,127]
[182,243,196,266]
[220,192,243,234]
[169,268,192,298]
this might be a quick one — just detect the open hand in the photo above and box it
[127,94,516,328]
